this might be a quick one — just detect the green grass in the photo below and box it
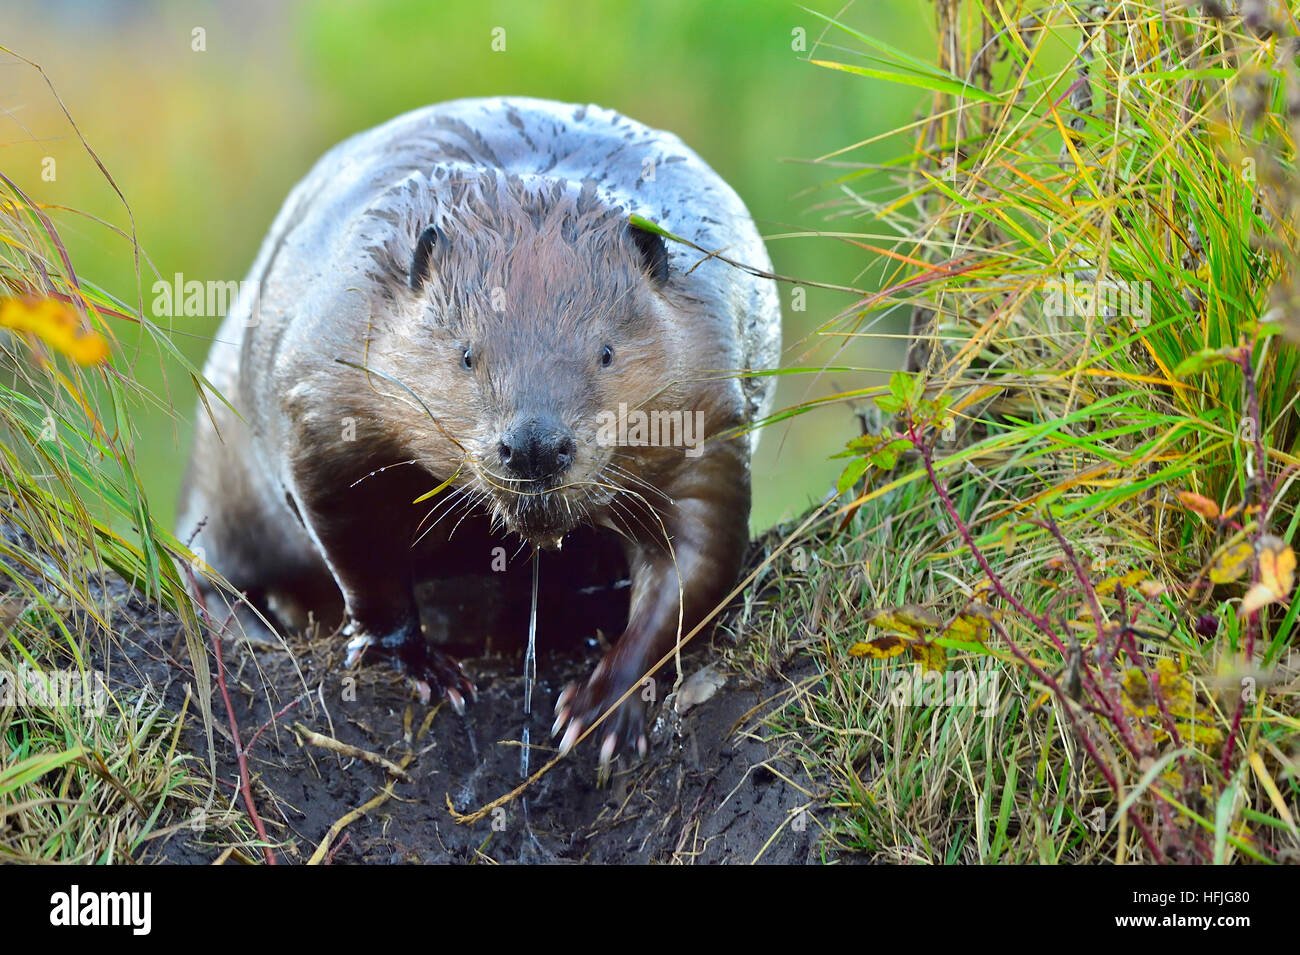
[0,68,243,860]
[735,0,1300,863]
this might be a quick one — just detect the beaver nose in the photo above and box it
[498,419,576,480]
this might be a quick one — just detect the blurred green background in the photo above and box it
[2,0,929,531]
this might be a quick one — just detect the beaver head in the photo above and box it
[379,171,682,546]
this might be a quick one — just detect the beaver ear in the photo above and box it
[409,224,444,290]
[626,221,669,289]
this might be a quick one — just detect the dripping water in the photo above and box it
[521,546,540,778]
[519,546,547,859]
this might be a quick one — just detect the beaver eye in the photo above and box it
[600,344,614,368]
[461,348,473,371]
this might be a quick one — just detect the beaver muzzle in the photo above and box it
[490,415,580,545]
[497,416,576,481]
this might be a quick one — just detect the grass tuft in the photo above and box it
[749,0,1300,863]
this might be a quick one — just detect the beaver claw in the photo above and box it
[344,625,477,712]
[551,659,649,769]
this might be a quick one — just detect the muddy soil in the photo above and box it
[100,536,825,865]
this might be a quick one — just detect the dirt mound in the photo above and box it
[106,544,824,864]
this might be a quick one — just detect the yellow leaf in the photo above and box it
[1120,658,1221,744]
[0,297,109,366]
[1258,535,1296,601]
[1096,568,1150,595]
[865,605,940,636]
[910,641,946,672]
[1137,579,1165,599]
[1176,721,1224,745]
[945,611,990,643]
[849,635,909,659]
[1209,541,1253,584]
[1000,523,1017,557]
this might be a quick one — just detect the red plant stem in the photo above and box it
[988,620,1166,861]
[1036,516,1152,763]
[245,697,304,756]
[908,422,1066,653]
[210,614,277,865]
[911,422,1164,861]
[1221,344,1270,776]
[181,564,277,865]
[325,833,351,865]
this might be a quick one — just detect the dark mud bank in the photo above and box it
[113,536,825,864]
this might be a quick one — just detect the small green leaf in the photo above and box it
[837,457,871,494]
[889,370,915,402]
[1173,346,1239,378]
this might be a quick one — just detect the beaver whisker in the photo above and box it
[607,491,657,546]
[474,463,535,487]
[603,450,672,499]
[413,486,462,541]
[349,458,420,489]
[413,484,477,546]
[447,495,482,540]
[592,473,664,546]
[604,462,670,505]
[419,480,469,524]
[474,461,564,500]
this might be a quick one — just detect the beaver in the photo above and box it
[179,97,781,764]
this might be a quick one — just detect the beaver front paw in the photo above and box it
[344,622,477,714]
[551,657,650,768]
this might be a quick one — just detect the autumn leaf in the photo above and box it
[849,635,908,659]
[1209,541,1254,584]
[866,605,941,637]
[1242,535,1296,615]
[1259,535,1296,596]
[1176,491,1220,520]
[0,297,109,366]
[910,641,946,672]
[1136,579,1165,599]
[945,610,991,643]
[1095,568,1150,596]
[999,522,1017,557]
[1121,658,1222,745]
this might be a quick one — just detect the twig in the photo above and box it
[210,609,277,865]
[181,564,277,865]
[292,722,413,782]
[1221,342,1270,776]
[245,696,304,755]
[911,416,1166,861]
